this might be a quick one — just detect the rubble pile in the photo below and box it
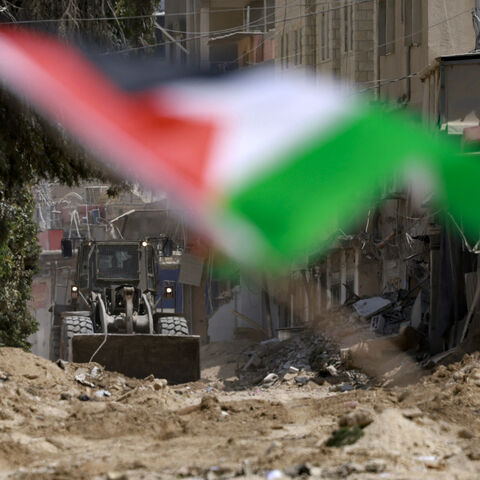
[237,332,370,390]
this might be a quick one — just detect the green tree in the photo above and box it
[0,0,157,348]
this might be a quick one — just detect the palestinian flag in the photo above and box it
[0,27,476,269]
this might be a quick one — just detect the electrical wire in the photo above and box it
[104,0,373,55]
[0,1,352,26]
[208,2,472,85]
[448,213,480,254]
[227,5,473,95]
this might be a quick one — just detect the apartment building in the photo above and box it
[275,0,375,85]
[165,0,275,70]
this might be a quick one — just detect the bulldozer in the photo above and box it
[52,239,200,384]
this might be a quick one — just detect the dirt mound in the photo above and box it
[0,347,66,384]
[0,346,184,472]
[352,408,456,457]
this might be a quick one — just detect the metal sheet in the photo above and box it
[353,297,391,318]
[178,253,204,287]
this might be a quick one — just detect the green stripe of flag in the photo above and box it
[226,108,452,267]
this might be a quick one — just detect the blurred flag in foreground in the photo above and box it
[0,27,477,269]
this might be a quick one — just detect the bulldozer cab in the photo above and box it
[76,241,156,294]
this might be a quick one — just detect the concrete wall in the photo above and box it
[428,0,476,61]
[379,0,475,108]
[208,276,280,342]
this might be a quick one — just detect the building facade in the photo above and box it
[163,0,480,352]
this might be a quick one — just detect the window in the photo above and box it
[405,0,422,46]
[343,2,354,53]
[378,0,395,55]
[326,10,330,58]
[96,244,139,281]
[293,30,299,65]
[321,11,326,60]
[285,32,289,67]
[281,35,285,67]
[349,4,354,51]
[298,29,303,64]
[320,9,330,61]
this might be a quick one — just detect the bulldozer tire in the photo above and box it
[156,316,189,336]
[60,315,94,361]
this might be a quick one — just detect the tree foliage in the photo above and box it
[0,187,40,348]
[0,0,157,348]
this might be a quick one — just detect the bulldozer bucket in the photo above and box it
[71,334,200,384]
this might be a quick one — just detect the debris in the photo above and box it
[153,379,167,390]
[260,338,280,346]
[294,376,309,386]
[284,462,311,477]
[107,472,128,480]
[423,348,458,368]
[94,389,111,398]
[56,359,67,370]
[364,459,386,473]
[288,366,299,374]
[74,368,96,388]
[353,297,391,318]
[265,469,284,480]
[330,384,355,392]
[90,366,103,381]
[321,463,363,478]
[117,389,135,402]
[326,365,338,376]
[78,394,90,401]
[243,353,263,371]
[262,373,279,388]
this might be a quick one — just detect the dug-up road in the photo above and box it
[1,336,480,480]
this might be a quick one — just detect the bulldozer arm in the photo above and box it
[71,334,200,384]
